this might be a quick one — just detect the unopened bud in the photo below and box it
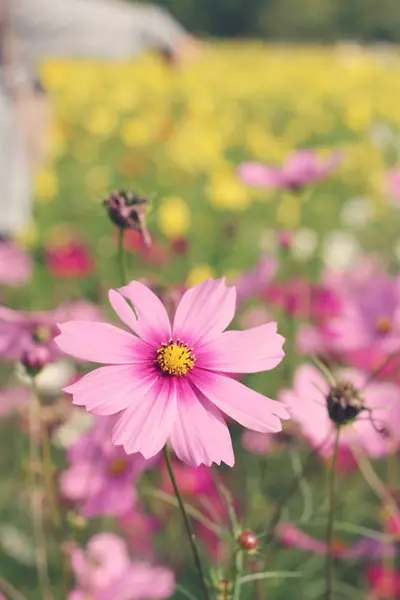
[238,529,259,552]
[103,190,151,246]
[21,345,50,376]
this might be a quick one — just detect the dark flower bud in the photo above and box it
[238,529,259,552]
[21,345,50,376]
[104,190,151,247]
[326,380,365,426]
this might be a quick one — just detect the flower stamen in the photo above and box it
[157,339,195,376]
[376,315,391,335]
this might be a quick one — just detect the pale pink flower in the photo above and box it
[117,508,159,561]
[234,256,278,305]
[280,364,400,459]
[0,301,103,362]
[241,430,273,454]
[55,278,288,467]
[238,149,341,191]
[0,240,32,287]
[60,415,153,517]
[68,533,174,600]
[0,386,29,417]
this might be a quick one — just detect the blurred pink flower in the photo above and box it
[60,415,153,518]
[280,364,400,460]
[0,386,29,417]
[0,301,103,362]
[0,240,32,287]
[238,149,341,191]
[117,508,160,561]
[264,277,341,320]
[234,256,278,305]
[386,169,400,203]
[241,430,273,454]
[44,239,94,278]
[327,273,400,355]
[278,522,385,560]
[366,564,400,599]
[68,533,174,600]
[55,278,288,467]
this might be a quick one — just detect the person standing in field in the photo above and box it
[0,0,198,241]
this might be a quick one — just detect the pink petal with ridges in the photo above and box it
[117,281,171,345]
[170,379,234,467]
[195,323,284,373]
[64,364,158,416]
[173,278,236,346]
[111,377,177,458]
[191,370,289,432]
[55,321,145,364]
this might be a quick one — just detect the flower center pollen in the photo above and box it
[376,315,391,335]
[157,339,195,376]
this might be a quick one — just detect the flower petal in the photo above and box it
[116,281,171,345]
[196,323,285,373]
[55,321,145,364]
[173,278,236,346]
[170,379,234,467]
[191,370,289,433]
[64,364,158,416]
[111,377,177,458]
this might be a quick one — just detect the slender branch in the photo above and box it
[232,549,244,600]
[325,426,341,600]
[175,583,199,600]
[29,383,54,600]
[117,228,127,285]
[262,433,332,545]
[140,487,223,537]
[162,447,210,600]
[0,576,28,600]
[238,571,302,585]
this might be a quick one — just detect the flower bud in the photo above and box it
[326,380,365,426]
[238,529,259,552]
[21,345,50,376]
[104,190,151,246]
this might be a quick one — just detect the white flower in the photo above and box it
[340,197,373,229]
[322,230,362,271]
[291,228,318,262]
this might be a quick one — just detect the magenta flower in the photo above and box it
[0,240,32,287]
[280,364,400,459]
[238,149,341,191]
[68,533,174,600]
[60,415,153,517]
[55,278,288,467]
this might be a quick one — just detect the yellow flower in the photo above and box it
[34,170,58,202]
[186,265,216,287]
[157,196,191,239]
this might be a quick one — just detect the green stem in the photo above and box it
[117,228,127,285]
[162,447,210,600]
[232,549,244,600]
[325,426,341,600]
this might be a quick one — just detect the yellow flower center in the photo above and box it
[157,339,195,376]
[376,315,391,335]
[107,457,129,477]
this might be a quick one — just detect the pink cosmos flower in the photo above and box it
[0,301,104,362]
[241,430,273,454]
[0,386,29,417]
[68,533,174,600]
[264,277,341,320]
[0,240,32,287]
[326,272,400,355]
[117,508,159,561]
[280,364,400,460]
[60,415,153,517]
[238,149,341,191]
[234,256,278,305]
[44,239,94,278]
[55,278,288,467]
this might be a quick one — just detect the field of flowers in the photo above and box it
[1,43,400,599]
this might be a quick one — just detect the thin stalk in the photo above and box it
[117,228,127,285]
[232,549,244,600]
[29,383,54,600]
[162,447,210,600]
[325,426,341,600]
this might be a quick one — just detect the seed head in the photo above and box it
[326,380,365,426]
[103,190,151,246]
